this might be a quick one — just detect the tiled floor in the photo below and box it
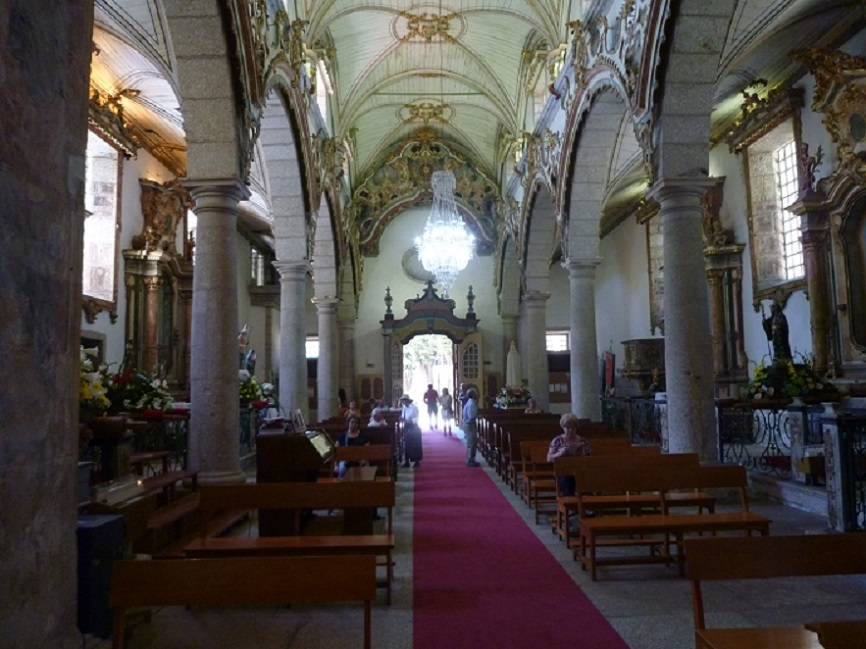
[85,442,866,649]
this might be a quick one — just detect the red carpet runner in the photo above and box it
[412,430,630,649]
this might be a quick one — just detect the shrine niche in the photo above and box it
[379,281,480,405]
[123,179,194,389]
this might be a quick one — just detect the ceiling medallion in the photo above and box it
[393,7,465,43]
[400,101,452,125]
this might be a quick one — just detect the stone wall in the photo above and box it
[0,2,94,646]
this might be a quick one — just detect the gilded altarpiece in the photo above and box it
[794,47,866,378]
[123,179,194,389]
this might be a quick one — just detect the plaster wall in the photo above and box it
[596,215,658,381]
[353,206,505,389]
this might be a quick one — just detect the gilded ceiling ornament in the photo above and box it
[401,101,450,125]
[397,10,459,43]
[88,83,139,158]
[135,179,192,254]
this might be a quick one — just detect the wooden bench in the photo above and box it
[332,444,394,481]
[129,450,170,476]
[684,533,866,649]
[110,555,377,649]
[574,464,770,580]
[192,482,396,603]
[141,469,198,504]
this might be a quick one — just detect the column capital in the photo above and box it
[521,290,550,305]
[312,296,340,312]
[182,177,251,204]
[562,257,601,276]
[273,260,311,279]
[647,177,720,205]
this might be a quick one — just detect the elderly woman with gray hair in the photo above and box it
[547,413,592,496]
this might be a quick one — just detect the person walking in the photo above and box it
[399,394,422,468]
[423,383,439,430]
[439,387,454,437]
[462,388,480,467]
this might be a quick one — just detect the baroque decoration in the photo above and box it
[348,131,498,256]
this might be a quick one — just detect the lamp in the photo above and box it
[415,169,474,295]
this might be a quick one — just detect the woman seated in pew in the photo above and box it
[335,414,370,477]
[524,397,543,414]
[547,413,592,496]
[367,409,387,427]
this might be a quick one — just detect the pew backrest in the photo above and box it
[684,533,866,630]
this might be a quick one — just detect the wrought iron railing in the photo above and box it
[600,397,663,447]
[717,401,825,478]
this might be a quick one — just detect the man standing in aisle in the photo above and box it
[462,388,480,467]
[423,383,440,430]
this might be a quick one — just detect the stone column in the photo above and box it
[1,1,93,645]
[789,193,832,375]
[184,179,249,484]
[315,297,340,419]
[338,304,357,401]
[565,258,601,420]
[648,178,718,460]
[522,291,550,410]
[274,260,310,420]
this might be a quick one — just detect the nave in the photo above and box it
[85,428,865,649]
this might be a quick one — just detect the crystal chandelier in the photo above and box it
[415,170,474,295]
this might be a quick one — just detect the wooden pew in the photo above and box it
[190,482,396,603]
[551,446,675,546]
[574,463,770,580]
[332,444,394,481]
[110,555,377,649]
[684,533,866,649]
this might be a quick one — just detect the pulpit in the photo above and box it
[255,429,336,536]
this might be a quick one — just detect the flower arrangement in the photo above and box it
[104,367,174,412]
[80,346,110,418]
[239,370,263,401]
[746,353,837,402]
[495,384,532,407]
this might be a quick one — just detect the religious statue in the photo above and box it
[762,303,791,361]
[506,341,522,387]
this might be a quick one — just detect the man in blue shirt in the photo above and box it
[462,388,480,467]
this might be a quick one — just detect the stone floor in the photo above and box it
[83,440,866,649]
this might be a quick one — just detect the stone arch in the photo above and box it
[564,89,632,260]
[259,86,309,261]
[651,0,738,180]
[312,193,338,297]
[522,186,558,294]
[162,0,243,179]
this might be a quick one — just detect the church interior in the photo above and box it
[4,0,866,647]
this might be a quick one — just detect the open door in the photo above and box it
[456,332,483,407]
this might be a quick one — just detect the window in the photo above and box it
[727,87,807,304]
[546,331,569,352]
[306,337,319,359]
[251,247,265,286]
[774,141,804,279]
[83,130,120,305]
[462,342,479,380]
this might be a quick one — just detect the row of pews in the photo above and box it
[89,417,403,648]
[477,410,866,648]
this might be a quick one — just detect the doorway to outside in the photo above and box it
[403,334,454,429]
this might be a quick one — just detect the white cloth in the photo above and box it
[401,402,419,424]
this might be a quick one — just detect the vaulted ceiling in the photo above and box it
[89,0,866,246]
